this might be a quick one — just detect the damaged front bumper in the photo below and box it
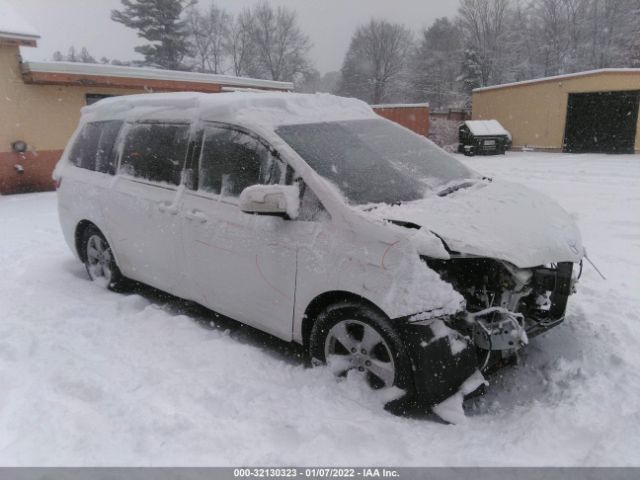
[396,318,480,407]
[394,261,579,409]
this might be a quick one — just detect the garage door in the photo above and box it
[563,90,639,153]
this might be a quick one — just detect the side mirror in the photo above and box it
[239,184,299,219]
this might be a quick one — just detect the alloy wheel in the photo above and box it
[324,319,396,389]
[86,234,113,286]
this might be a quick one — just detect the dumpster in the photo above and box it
[458,120,511,156]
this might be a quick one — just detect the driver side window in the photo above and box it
[198,126,284,198]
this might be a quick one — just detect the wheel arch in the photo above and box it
[75,220,117,264]
[300,290,388,350]
[75,220,98,262]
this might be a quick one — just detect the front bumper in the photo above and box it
[397,320,479,407]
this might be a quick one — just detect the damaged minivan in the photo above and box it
[55,92,584,413]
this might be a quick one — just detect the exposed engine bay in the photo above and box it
[424,256,580,369]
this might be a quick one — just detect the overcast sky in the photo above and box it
[16,0,459,74]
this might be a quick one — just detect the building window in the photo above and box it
[86,94,114,106]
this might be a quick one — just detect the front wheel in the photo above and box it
[309,302,414,402]
[81,226,126,291]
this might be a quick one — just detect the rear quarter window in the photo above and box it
[68,121,123,174]
[119,123,190,186]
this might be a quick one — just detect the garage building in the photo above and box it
[0,3,292,195]
[472,69,640,153]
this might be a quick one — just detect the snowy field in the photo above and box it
[1,151,639,466]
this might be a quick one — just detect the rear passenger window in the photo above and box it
[120,123,190,186]
[198,126,283,197]
[95,121,122,174]
[68,121,122,174]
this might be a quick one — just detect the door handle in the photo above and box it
[184,209,208,223]
[158,201,179,215]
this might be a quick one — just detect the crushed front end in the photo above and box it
[423,256,581,370]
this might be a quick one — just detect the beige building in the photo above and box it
[0,5,292,195]
[472,69,640,153]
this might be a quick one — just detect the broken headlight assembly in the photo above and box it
[424,256,581,370]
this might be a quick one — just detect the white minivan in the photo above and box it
[55,92,584,410]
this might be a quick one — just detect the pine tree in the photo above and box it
[79,47,97,64]
[111,0,193,70]
[67,46,78,62]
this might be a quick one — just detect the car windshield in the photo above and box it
[276,118,475,206]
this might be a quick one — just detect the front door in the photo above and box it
[181,124,299,340]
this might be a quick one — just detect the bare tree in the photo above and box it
[250,2,311,81]
[67,46,79,63]
[225,8,261,77]
[79,47,97,64]
[411,17,464,108]
[51,46,99,63]
[186,3,230,73]
[338,19,414,104]
[458,0,509,86]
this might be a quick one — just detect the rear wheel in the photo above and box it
[309,302,414,404]
[81,226,126,291]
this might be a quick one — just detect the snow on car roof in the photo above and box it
[81,91,378,129]
[0,0,39,40]
[463,120,510,137]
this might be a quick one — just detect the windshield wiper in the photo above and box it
[437,177,491,197]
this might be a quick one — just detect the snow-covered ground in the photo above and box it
[1,151,639,466]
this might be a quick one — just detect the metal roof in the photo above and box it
[473,68,640,93]
[0,0,40,43]
[21,61,294,91]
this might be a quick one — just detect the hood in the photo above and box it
[369,179,584,268]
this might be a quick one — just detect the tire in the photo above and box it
[309,301,415,406]
[80,225,127,291]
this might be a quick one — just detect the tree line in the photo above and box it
[52,0,640,109]
[339,0,640,108]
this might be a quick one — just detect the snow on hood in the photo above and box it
[368,179,584,268]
